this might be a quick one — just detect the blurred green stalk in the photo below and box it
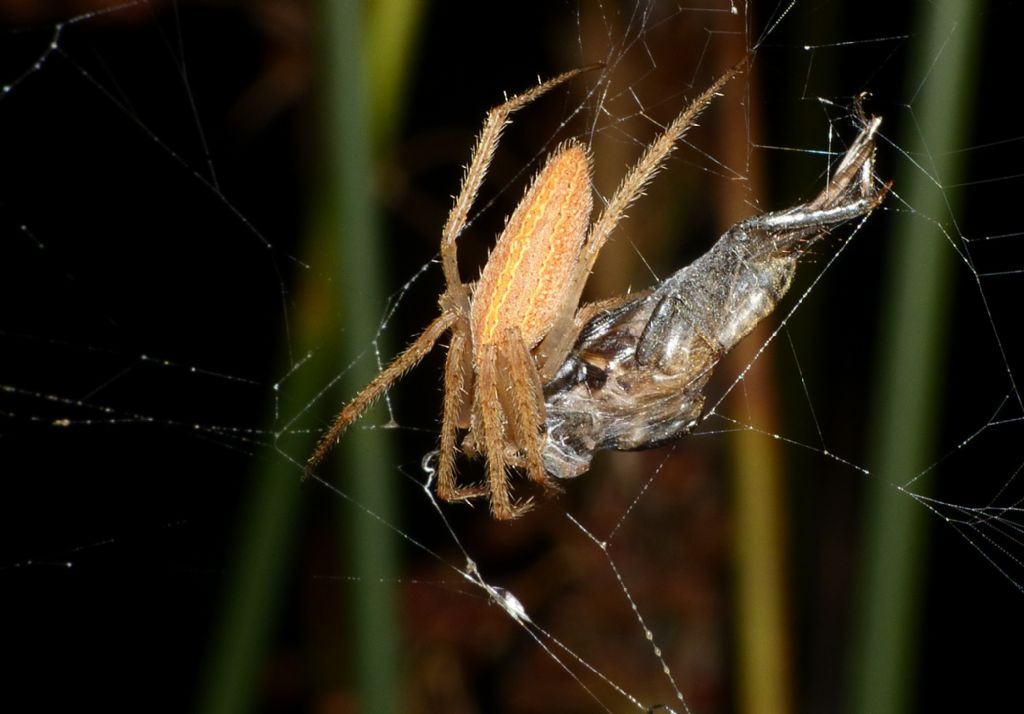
[848,3,981,714]
[197,2,422,713]
[321,0,423,710]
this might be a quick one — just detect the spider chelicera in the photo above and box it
[307,63,740,519]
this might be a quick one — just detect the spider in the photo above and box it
[307,63,740,519]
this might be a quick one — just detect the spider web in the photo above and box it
[2,1,1022,712]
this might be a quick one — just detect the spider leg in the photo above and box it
[477,345,532,520]
[503,330,561,494]
[306,311,457,478]
[437,325,487,502]
[580,65,742,275]
[439,65,600,293]
[536,63,743,381]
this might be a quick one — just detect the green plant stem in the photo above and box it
[848,3,982,714]
[320,1,422,710]
[197,2,422,712]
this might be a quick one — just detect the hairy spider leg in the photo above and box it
[504,328,557,493]
[436,321,487,502]
[306,311,457,477]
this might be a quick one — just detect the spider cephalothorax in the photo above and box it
[307,65,739,519]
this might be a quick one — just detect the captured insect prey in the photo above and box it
[542,112,888,479]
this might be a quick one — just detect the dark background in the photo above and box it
[1,1,1022,712]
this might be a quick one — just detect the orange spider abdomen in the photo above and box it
[471,142,593,352]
